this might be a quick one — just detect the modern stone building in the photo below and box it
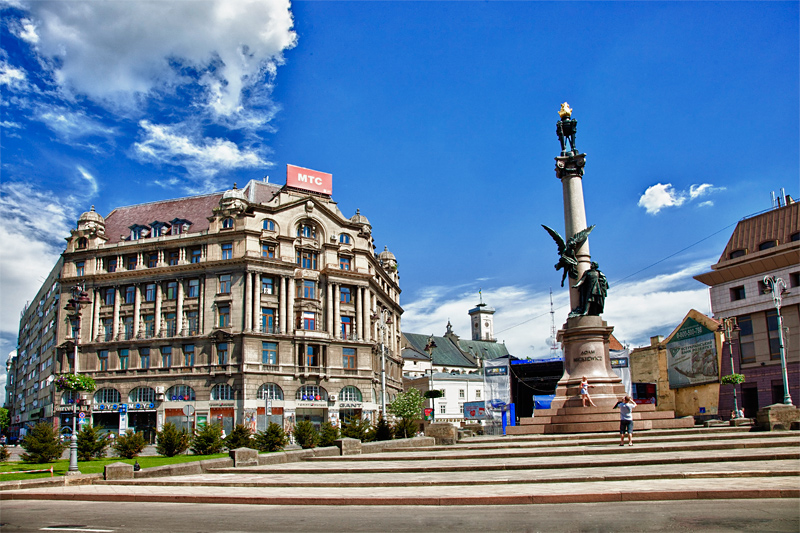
[694,195,799,417]
[6,172,403,441]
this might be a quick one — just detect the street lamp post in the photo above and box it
[371,309,393,417]
[64,283,91,475]
[763,275,793,406]
[424,336,437,423]
[719,317,741,417]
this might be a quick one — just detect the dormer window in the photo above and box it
[758,240,777,251]
[222,217,234,229]
[263,219,275,231]
[129,225,150,241]
[150,221,170,237]
[170,218,191,235]
[729,249,746,259]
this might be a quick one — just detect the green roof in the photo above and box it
[458,339,510,361]
[403,332,477,369]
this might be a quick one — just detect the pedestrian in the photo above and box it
[614,395,637,446]
[737,408,745,419]
[580,376,596,407]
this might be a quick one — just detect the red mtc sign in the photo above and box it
[287,164,333,195]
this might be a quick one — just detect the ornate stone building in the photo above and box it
[9,176,403,441]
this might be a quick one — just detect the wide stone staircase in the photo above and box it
[2,426,798,505]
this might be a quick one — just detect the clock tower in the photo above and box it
[468,292,496,342]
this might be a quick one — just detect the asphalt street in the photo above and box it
[0,499,798,532]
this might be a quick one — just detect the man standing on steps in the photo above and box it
[614,395,636,446]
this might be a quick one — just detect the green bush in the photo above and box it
[224,424,253,450]
[318,421,340,447]
[0,445,10,462]
[721,373,746,385]
[393,418,419,439]
[253,422,287,452]
[191,423,225,455]
[293,420,319,449]
[341,415,372,442]
[113,430,147,459]
[20,423,66,463]
[372,417,394,441]
[156,423,190,457]
[77,425,110,461]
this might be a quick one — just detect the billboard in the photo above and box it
[463,401,487,420]
[484,358,511,411]
[666,317,719,389]
[286,164,332,195]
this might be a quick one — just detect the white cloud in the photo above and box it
[76,165,99,196]
[26,0,296,119]
[0,60,27,90]
[402,262,713,358]
[638,182,725,215]
[34,104,116,140]
[133,120,266,188]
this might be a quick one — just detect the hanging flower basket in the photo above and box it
[55,374,97,392]
[720,373,745,385]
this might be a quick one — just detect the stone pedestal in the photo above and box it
[756,403,800,431]
[104,461,134,480]
[551,315,625,409]
[334,437,362,456]
[230,447,259,467]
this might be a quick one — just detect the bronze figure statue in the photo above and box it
[556,102,578,156]
[569,261,608,317]
[542,224,595,287]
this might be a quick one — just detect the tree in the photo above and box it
[388,388,425,438]
[113,430,147,459]
[77,425,110,461]
[20,422,65,463]
[156,423,190,457]
[191,423,225,455]
[372,416,394,441]
[293,420,319,449]
[318,421,340,447]
[0,407,9,434]
[253,422,287,452]
[225,424,254,450]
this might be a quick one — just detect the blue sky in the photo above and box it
[1,1,798,401]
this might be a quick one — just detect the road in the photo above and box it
[0,499,797,532]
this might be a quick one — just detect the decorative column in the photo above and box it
[244,271,252,332]
[176,279,184,336]
[280,276,288,334]
[326,282,334,335]
[334,283,341,340]
[355,287,363,340]
[286,277,294,334]
[112,287,120,339]
[362,289,371,342]
[91,288,100,341]
[133,284,141,337]
[154,283,162,337]
[253,272,261,333]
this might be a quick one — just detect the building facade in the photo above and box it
[7,175,404,441]
[694,196,799,417]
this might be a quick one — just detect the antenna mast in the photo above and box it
[549,288,560,355]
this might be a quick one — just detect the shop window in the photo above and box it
[340,385,362,402]
[119,348,129,370]
[211,383,234,400]
[94,387,121,404]
[730,286,745,301]
[98,350,108,371]
[221,243,233,260]
[187,279,199,298]
[183,344,195,366]
[343,348,356,369]
[262,342,278,365]
[167,385,196,401]
[296,384,326,401]
[129,386,155,403]
[259,383,283,400]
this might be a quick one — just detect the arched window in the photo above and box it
[339,233,351,244]
[729,249,746,259]
[222,217,234,229]
[211,383,234,400]
[129,387,155,403]
[166,385,196,401]
[340,385,362,402]
[262,219,275,231]
[296,385,327,401]
[94,388,121,404]
[258,383,283,400]
[77,237,88,249]
[758,240,777,251]
[297,221,317,239]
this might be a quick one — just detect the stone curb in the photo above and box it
[2,488,798,505]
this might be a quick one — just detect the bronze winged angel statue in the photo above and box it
[541,224,595,287]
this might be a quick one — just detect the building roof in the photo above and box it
[401,347,430,362]
[457,338,510,361]
[403,332,477,369]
